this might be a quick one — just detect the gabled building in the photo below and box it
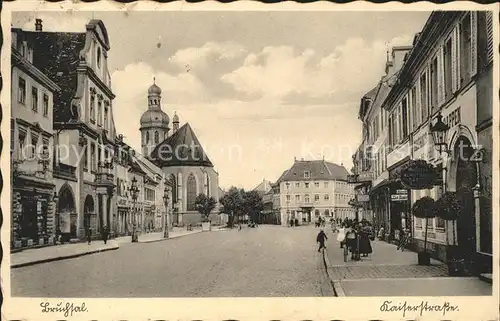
[24,19,117,240]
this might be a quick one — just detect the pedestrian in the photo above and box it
[317,228,328,252]
[359,223,373,257]
[102,225,109,244]
[86,227,92,245]
[238,223,242,231]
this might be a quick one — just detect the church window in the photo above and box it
[154,131,159,144]
[186,174,197,211]
[146,131,150,143]
[97,47,101,68]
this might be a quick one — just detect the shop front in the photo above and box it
[116,197,129,236]
[387,158,412,243]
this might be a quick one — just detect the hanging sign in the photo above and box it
[399,160,438,190]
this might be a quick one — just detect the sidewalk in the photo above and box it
[11,240,119,268]
[115,227,203,244]
[324,233,492,296]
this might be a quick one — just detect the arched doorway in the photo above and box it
[83,195,95,232]
[453,136,477,266]
[57,184,76,240]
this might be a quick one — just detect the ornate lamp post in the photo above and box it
[129,176,139,242]
[163,180,171,239]
[430,112,450,193]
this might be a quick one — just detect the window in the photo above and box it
[324,194,330,201]
[295,182,300,188]
[314,182,320,188]
[286,195,291,201]
[32,87,38,112]
[415,217,422,229]
[83,145,88,171]
[18,77,26,104]
[420,72,429,120]
[460,13,472,85]
[31,133,38,158]
[18,129,27,159]
[430,57,439,113]
[324,209,330,217]
[90,143,96,171]
[186,174,197,211]
[97,101,102,126]
[314,194,320,202]
[401,97,408,139]
[305,194,310,203]
[304,171,310,179]
[305,182,309,188]
[104,107,108,130]
[43,94,49,117]
[295,195,300,202]
[90,96,95,123]
[411,87,417,130]
[444,38,453,99]
[324,182,328,188]
[146,188,155,202]
[154,131,159,144]
[146,131,150,143]
[97,47,101,68]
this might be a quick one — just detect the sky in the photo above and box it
[12,10,431,190]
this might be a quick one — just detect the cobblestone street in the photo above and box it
[11,226,328,297]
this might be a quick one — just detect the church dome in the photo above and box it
[140,109,170,125]
[148,83,162,95]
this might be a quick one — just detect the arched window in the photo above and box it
[170,174,177,208]
[186,174,197,211]
[97,47,101,68]
[324,209,329,217]
[154,131,159,144]
[145,131,150,143]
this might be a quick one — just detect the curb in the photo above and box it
[479,273,493,284]
[11,245,119,269]
[139,231,202,243]
[321,249,346,297]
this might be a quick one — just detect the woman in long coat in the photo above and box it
[358,223,373,257]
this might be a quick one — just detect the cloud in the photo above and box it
[169,41,246,71]
[221,35,413,102]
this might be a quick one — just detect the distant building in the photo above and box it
[273,159,356,226]
[141,81,221,225]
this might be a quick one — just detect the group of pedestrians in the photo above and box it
[86,226,110,245]
[317,218,374,260]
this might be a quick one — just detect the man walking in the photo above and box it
[86,227,92,245]
[317,228,328,252]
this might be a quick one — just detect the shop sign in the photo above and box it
[399,160,437,190]
[396,189,408,195]
[391,194,408,202]
[356,194,370,202]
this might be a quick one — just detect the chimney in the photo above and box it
[35,19,43,32]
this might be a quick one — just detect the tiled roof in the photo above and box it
[253,179,272,193]
[24,31,86,123]
[276,160,349,183]
[150,123,213,168]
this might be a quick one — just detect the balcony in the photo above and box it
[54,162,77,182]
[95,161,115,189]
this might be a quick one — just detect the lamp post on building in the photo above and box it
[430,112,451,192]
[129,176,139,242]
[286,182,290,226]
[163,180,171,239]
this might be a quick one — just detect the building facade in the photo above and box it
[380,11,493,273]
[11,26,61,248]
[273,159,355,226]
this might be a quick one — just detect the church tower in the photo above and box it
[140,79,170,157]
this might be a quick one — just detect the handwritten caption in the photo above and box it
[380,300,459,318]
[40,302,88,317]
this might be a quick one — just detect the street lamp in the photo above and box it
[430,112,450,192]
[129,176,139,242]
[163,180,171,239]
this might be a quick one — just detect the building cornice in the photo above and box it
[12,50,61,93]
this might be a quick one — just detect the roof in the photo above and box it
[150,122,214,168]
[24,30,86,123]
[252,179,272,194]
[276,160,350,184]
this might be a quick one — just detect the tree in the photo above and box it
[195,193,216,222]
[243,190,264,223]
[435,191,461,246]
[219,187,244,227]
[412,196,437,261]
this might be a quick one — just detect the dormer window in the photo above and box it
[304,171,310,179]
